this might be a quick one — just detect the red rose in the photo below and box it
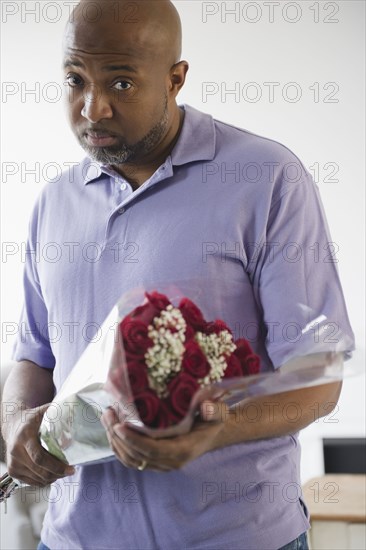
[120,318,153,359]
[182,340,211,379]
[223,353,244,378]
[129,302,159,326]
[179,298,207,331]
[233,339,260,375]
[167,372,199,417]
[205,319,232,336]
[127,361,149,394]
[134,390,161,426]
[184,323,195,342]
[154,400,181,428]
[243,353,261,375]
[233,338,255,363]
[145,291,171,311]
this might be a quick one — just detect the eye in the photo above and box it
[65,74,83,88]
[113,81,132,91]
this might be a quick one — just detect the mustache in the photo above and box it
[82,127,120,138]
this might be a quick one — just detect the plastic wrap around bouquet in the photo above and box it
[0,281,354,502]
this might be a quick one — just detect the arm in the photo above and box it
[207,351,344,444]
[210,379,342,449]
[1,361,75,486]
[2,360,55,419]
[101,377,342,472]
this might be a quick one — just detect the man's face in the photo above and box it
[63,11,174,165]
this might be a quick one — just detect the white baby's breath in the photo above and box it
[145,305,187,397]
[195,330,236,386]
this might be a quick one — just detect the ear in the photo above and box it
[167,60,189,97]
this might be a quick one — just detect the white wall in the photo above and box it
[1,1,365,483]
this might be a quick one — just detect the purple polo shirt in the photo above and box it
[13,104,354,549]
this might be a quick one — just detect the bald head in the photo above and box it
[65,0,182,69]
[62,0,188,173]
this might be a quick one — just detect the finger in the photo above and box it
[114,425,181,464]
[7,456,58,487]
[13,475,50,488]
[9,463,47,486]
[107,425,146,466]
[100,407,119,432]
[118,442,178,471]
[200,400,228,422]
[113,425,159,458]
[24,440,74,479]
[108,430,172,472]
[17,403,75,478]
[15,469,54,487]
[8,444,70,484]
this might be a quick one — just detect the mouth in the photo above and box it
[84,131,119,147]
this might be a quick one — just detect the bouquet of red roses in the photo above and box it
[1,281,351,502]
[105,291,260,430]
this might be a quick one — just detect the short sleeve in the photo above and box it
[253,173,355,368]
[11,199,55,369]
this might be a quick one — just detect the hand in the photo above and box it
[5,404,75,486]
[101,401,228,472]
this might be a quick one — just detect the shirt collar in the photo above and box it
[82,160,103,185]
[83,103,216,185]
[170,104,216,166]
[82,160,127,186]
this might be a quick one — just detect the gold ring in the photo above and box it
[137,460,148,471]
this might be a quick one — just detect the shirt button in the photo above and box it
[118,207,125,214]
[120,183,127,191]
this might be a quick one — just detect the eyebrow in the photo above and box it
[63,59,139,73]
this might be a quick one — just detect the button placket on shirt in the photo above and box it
[113,177,130,214]
[102,159,173,247]
[99,177,131,250]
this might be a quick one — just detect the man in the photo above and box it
[2,1,355,549]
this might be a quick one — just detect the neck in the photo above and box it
[111,107,184,189]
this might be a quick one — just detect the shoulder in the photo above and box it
[183,104,304,166]
[28,157,92,228]
[208,113,314,198]
[32,156,95,210]
[39,157,92,197]
[214,116,308,169]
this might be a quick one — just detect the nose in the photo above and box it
[81,84,113,123]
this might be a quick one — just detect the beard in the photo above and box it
[78,96,169,165]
